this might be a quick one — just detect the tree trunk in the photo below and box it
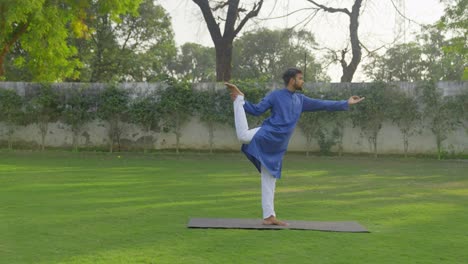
[306,137,312,156]
[109,121,115,153]
[116,119,122,152]
[0,21,29,79]
[7,132,13,150]
[6,125,14,150]
[436,134,442,160]
[337,123,344,157]
[340,0,363,82]
[73,130,79,152]
[144,126,151,154]
[192,0,263,82]
[369,132,378,158]
[208,122,214,154]
[110,138,113,153]
[175,116,180,154]
[338,136,343,157]
[117,134,121,152]
[39,122,48,151]
[403,133,409,158]
[41,134,46,151]
[176,133,180,154]
[215,41,233,81]
[373,137,378,158]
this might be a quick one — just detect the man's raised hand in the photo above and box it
[348,95,365,105]
[225,82,244,99]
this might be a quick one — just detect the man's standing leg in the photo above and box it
[261,166,288,226]
[261,165,276,218]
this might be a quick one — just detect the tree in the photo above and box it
[0,0,141,81]
[298,88,347,156]
[298,110,322,156]
[305,0,363,82]
[195,87,231,153]
[26,85,63,151]
[232,28,329,82]
[3,42,33,81]
[417,81,463,159]
[387,89,423,158]
[0,88,24,150]
[458,89,468,134]
[364,43,424,82]
[170,43,216,82]
[364,28,465,82]
[129,91,162,153]
[192,0,264,81]
[61,87,96,152]
[159,79,194,154]
[350,82,394,158]
[418,26,466,81]
[97,84,130,153]
[321,89,352,156]
[74,0,176,82]
[437,0,467,80]
[297,89,324,156]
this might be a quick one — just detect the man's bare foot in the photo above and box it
[225,82,244,97]
[262,215,289,226]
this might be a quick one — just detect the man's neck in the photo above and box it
[286,86,296,92]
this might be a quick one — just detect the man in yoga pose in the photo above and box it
[225,68,365,226]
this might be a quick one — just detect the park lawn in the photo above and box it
[1,151,467,264]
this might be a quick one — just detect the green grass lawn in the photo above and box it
[1,151,467,264]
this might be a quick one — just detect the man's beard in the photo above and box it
[294,83,303,91]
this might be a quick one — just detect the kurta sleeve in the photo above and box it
[302,94,349,112]
[244,93,273,116]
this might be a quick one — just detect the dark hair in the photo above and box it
[282,68,302,86]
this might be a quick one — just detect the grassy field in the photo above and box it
[1,151,467,264]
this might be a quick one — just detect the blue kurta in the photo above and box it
[241,88,349,179]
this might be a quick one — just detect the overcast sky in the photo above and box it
[159,0,445,82]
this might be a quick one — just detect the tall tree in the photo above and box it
[363,42,424,82]
[61,87,96,152]
[232,28,329,82]
[129,91,162,153]
[26,85,63,151]
[350,82,394,158]
[417,81,464,160]
[192,0,264,81]
[0,88,24,150]
[159,79,194,154]
[418,25,466,81]
[364,27,465,82]
[0,0,141,81]
[97,85,130,153]
[305,0,363,82]
[170,43,216,82]
[437,0,467,79]
[195,88,231,153]
[74,0,176,82]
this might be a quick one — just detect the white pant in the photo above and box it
[234,95,276,219]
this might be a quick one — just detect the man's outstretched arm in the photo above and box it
[302,95,365,112]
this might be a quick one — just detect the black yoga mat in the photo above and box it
[187,218,369,233]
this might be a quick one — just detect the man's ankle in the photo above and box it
[264,215,275,220]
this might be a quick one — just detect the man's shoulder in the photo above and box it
[268,88,286,96]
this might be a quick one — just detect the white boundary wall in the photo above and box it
[0,81,466,154]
